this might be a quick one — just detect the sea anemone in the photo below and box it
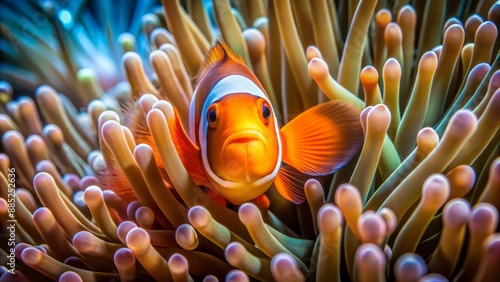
[1,0,499,281]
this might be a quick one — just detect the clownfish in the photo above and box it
[166,42,364,205]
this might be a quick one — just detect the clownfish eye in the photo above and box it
[207,105,217,125]
[262,102,271,121]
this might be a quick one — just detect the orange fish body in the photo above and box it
[169,42,364,205]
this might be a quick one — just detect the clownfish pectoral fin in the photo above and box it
[167,107,210,187]
[274,164,312,204]
[280,100,363,176]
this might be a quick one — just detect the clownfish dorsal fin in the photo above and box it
[197,40,246,79]
[274,165,311,204]
[167,106,210,187]
[280,100,364,176]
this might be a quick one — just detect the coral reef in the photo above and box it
[1,0,499,281]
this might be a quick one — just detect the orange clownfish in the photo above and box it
[168,42,364,205]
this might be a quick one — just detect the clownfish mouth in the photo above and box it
[227,136,261,144]
[222,130,266,147]
[219,130,271,182]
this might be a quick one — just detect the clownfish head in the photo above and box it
[189,42,282,204]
